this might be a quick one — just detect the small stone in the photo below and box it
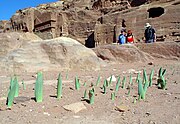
[148,62,153,65]
[115,105,129,112]
[146,112,151,116]
[63,102,86,113]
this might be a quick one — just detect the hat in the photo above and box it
[145,23,151,28]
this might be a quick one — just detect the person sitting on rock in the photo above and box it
[144,23,156,43]
[118,30,126,44]
[126,30,134,43]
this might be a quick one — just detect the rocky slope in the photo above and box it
[1,0,179,46]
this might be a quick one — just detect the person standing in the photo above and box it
[144,23,156,43]
[118,30,126,44]
[126,30,134,43]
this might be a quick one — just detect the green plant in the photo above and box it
[138,73,150,100]
[115,76,121,92]
[136,72,141,83]
[8,76,19,97]
[35,72,43,102]
[109,75,113,85]
[75,76,80,90]
[22,80,26,90]
[122,76,126,89]
[104,79,109,87]
[96,75,101,86]
[57,73,62,99]
[7,76,18,108]
[143,69,148,85]
[84,89,88,100]
[149,69,154,87]
[103,84,106,94]
[111,92,115,101]
[157,67,167,90]
[89,89,94,104]
[138,78,145,100]
[129,74,133,85]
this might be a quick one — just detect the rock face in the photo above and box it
[135,42,180,60]
[0,32,42,56]
[93,44,153,63]
[93,42,180,63]
[0,37,105,73]
[0,0,180,47]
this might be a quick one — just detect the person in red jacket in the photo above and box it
[126,30,134,43]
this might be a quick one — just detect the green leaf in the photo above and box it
[35,72,43,102]
[84,89,88,99]
[159,67,163,77]
[7,82,16,108]
[149,69,154,87]
[162,69,166,77]
[75,76,80,90]
[115,76,121,92]
[14,77,19,97]
[129,74,133,85]
[57,73,62,99]
[111,92,115,101]
[138,78,145,100]
[143,69,148,84]
[122,76,126,89]
[109,75,113,85]
[96,75,101,86]
[89,89,94,104]
[103,84,106,94]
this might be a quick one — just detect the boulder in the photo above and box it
[0,37,105,73]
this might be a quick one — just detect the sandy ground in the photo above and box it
[0,59,179,124]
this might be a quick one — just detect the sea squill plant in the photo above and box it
[75,76,80,90]
[122,76,126,89]
[7,76,19,108]
[115,76,121,92]
[35,72,43,102]
[57,73,62,99]
[96,75,101,86]
[89,88,95,104]
[157,67,167,90]
[149,69,154,87]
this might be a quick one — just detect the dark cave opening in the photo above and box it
[148,7,165,18]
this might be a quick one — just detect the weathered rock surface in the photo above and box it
[135,42,180,60]
[63,102,86,113]
[1,0,180,46]
[93,44,153,63]
[93,42,180,63]
[0,32,42,56]
[0,37,105,73]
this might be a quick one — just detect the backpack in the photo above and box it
[145,27,154,40]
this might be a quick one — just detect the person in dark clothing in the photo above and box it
[144,23,156,43]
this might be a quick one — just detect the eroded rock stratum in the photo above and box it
[0,0,180,47]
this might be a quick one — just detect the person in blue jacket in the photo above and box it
[118,30,126,44]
